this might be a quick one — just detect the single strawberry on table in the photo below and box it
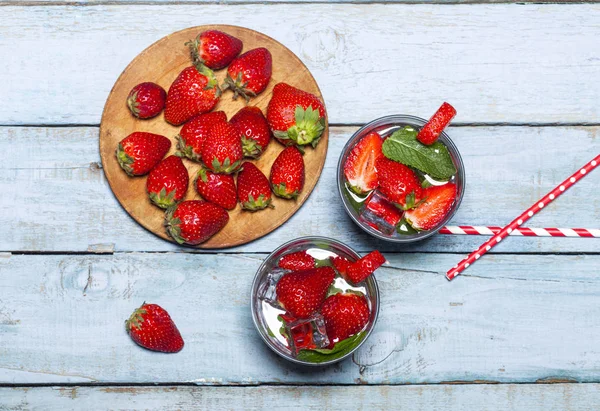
[146,155,189,209]
[126,82,167,119]
[267,82,326,147]
[270,146,305,199]
[164,63,220,126]
[125,303,184,353]
[375,157,423,210]
[221,48,272,101]
[343,131,383,195]
[165,200,229,245]
[345,250,386,284]
[201,121,243,174]
[116,132,171,176]
[320,293,370,349]
[405,183,457,231]
[230,106,271,159]
[278,251,315,271]
[276,266,336,319]
[186,30,243,70]
[195,167,237,210]
[177,111,227,162]
[236,162,272,211]
[417,102,457,146]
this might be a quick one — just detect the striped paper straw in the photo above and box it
[447,154,600,281]
[440,226,600,238]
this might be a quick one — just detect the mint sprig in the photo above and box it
[296,332,366,363]
[382,126,457,180]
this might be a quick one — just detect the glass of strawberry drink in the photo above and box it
[251,237,382,366]
[338,103,465,242]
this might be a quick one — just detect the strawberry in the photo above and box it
[279,251,315,271]
[320,293,369,348]
[236,162,272,211]
[194,167,237,210]
[201,121,243,174]
[186,30,242,70]
[230,106,271,159]
[267,83,326,147]
[270,146,305,199]
[375,157,423,209]
[331,256,350,275]
[417,102,457,145]
[125,303,184,353]
[165,200,229,245]
[164,64,220,126]
[146,155,189,209]
[276,267,335,319]
[405,183,457,231]
[176,111,227,162]
[221,48,272,101]
[345,251,386,284]
[126,82,167,119]
[344,132,383,195]
[116,132,171,176]
[363,192,403,227]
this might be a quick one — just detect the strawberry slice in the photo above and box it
[279,251,316,271]
[363,192,403,227]
[331,256,350,275]
[417,102,457,145]
[405,183,457,231]
[345,251,386,284]
[343,132,383,195]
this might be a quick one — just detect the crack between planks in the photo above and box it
[0,1,598,6]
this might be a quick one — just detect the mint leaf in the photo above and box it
[382,126,457,180]
[296,332,366,363]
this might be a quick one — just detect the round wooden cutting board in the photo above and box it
[99,25,328,248]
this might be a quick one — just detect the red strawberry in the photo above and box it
[344,132,383,195]
[165,200,229,245]
[331,256,350,275]
[236,162,272,211]
[126,82,167,119]
[230,106,271,159]
[375,157,423,209]
[146,155,189,209]
[195,167,237,210]
[345,251,386,284]
[267,83,326,147]
[164,64,220,126]
[320,293,369,348]
[186,30,242,70]
[276,267,335,319]
[222,48,272,101]
[417,102,457,145]
[270,146,305,199]
[279,251,315,271]
[125,303,184,353]
[405,183,457,231]
[176,111,227,162]
[201,121,243,174]
[363,192,403,227]
[116,132,171,176]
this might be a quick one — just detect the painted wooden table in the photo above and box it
[1,1,599,409]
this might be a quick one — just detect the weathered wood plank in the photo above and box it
[0,126,598,253]
[2,0,593,4]
[2,384,600,411]
[0,4,599,124]
[1,252,599,384]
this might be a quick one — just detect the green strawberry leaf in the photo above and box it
[396,217,419,235]
[315,258,333,268]
[296,332,366,363]
[382,126,457,180]
[326,283,343,298]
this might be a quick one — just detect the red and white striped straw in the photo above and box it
[447,154,600,281]
[440,226,600,238]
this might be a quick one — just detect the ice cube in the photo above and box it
[257,268,287,305]
[359,191,403,235]
[284,313,330,354]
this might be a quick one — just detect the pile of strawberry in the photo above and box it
[344,102,458,233]
[274,249,385,352]
[116,29,327,245]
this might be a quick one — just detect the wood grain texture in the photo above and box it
[0,4,599,125]
[1,252,599,384]
[2,384,600,410]
[99,25,328,248]
[0,125,598,253]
